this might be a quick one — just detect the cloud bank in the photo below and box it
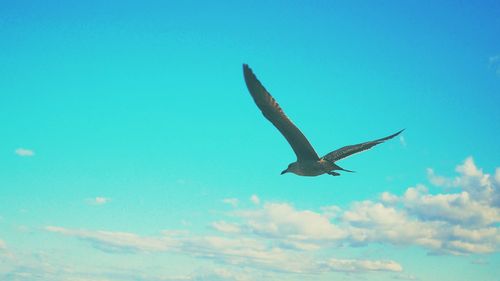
[43,157,499,279]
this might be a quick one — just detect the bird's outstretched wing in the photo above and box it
[243,64,319,161]
[322,129,404,162]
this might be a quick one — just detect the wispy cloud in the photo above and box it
[222,198,239,207]
[45,225,316,273]
[393,273,419,280]
[321,258,402,273]
[45,226,178,253]
[15,148,34,157]
[250,195,260,205]
[399,135,407,147]
[471,258,488,265]
[0,248,230,281]
[0,239,6,250]
[87,197,111,205]
[489,55,500,76]
[45,224,403,275]
[211,221,241,234]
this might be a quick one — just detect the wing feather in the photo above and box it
[322,129,404,162]
[243,64,319,161]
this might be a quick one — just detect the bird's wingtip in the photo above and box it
[242,64,252,75]
[381,128,405,142]
[390,129,405,139]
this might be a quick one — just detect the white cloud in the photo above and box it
[226,157,500,255]
[237,202,346,241]
[456,157,483,177]
[426,168,456,187]
[212,221,241,234]
[321,258,402,273]
[380,191,398,204]
[0,250,242,281]
[44,224,404,276]
[341,200,445,249]
[15,148,34,157]
[250,195,260,205]
[0,239,6,250]
[222,198,239,207]
[186,236,314,273]
[428,157,500,207]
[45,226,178,253]
[45,225,315,274]
[495,168,500,184]
[401,186,499,226]
[320,205,342,218]
[198,267,268,281]
[87,197,110,205]
[454,157,496,204]
[43,157,499,278]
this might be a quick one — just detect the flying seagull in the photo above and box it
[243,64,404,176]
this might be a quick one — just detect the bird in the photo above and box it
[242,64,404,177]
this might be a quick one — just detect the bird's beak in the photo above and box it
[281,169,288,175]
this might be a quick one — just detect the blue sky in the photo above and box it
[1,1,499,280]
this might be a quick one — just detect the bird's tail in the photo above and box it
[333,163,355,173]
[339,167,355,173]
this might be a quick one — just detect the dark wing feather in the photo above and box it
[243,64,319,161]
[322,129,404,162]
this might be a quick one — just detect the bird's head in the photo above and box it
[281,162,298,175]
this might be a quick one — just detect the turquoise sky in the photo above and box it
[1,1,499,280]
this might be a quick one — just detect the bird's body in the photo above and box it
[242,64,403,177]
[286,160,331,176]
[285,159,344,177]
